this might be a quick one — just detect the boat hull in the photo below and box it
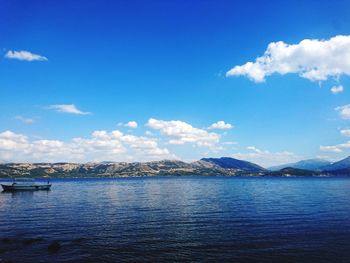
[1,184,51,191]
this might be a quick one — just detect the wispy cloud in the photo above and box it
[232,146,300,167]
[320,142,350,153]
[5,50,48,61]
[222,141,238,145]
[226,35,350,83]
[320,129,350,152]
[47,104,91,115]
[15,116,35,124]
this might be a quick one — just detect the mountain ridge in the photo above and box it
[201,157,266,172]
[321,156,350,172]
[0,157,258,178]
[0,156,338,178]
[269,158,331,171]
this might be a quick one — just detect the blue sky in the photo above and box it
[1,0,350,166]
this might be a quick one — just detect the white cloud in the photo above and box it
[222,141,238,145]
[0,131,28,151]
[5,50,48,61]
[125,121,138,129]
[208,121,233,130]
[147,118,220,147]
[330,85,344,94]
[320,141,350,153]
[232,146,300,167]
[0,130,174,163]
[117,121,138,129]
[47,104,91,115]
[335,104,350,119]
[246,146,263,153]
[340,129,350,136]
[320,145,343,153]
[226,35,350,83]
[15,116,35,124]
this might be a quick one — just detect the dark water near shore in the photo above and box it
[1,176,350,262]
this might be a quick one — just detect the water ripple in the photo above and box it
[0,176,350,262]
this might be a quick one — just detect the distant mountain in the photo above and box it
[0,158,266,178]
[269,159,331,171]
[322,156,350,172]
[201,157,266,172]
[270,167,323,176]
[0,157,342,178]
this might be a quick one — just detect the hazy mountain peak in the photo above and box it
[269,158,331,171]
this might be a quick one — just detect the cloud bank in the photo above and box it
[1,117,299,166]
[0,130,173,163]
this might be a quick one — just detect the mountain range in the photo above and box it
[321,156,350,173]
[269,159,331,171]
[269,156,350,175]
[1,156,350,178]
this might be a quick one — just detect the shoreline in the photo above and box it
[0,173,346,180]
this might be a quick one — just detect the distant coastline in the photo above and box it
[1,157,347,178]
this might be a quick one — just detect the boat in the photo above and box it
[1,178,51,192]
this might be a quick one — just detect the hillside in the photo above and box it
[269,159,331,171]
[269,167,324,176]
[0,158,266,178]
[0,157,341,178]
[322,156,350,172]
[201,157,266,172]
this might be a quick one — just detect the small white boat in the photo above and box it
[1,178,51,192]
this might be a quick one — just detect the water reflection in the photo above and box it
[0,176,350,262]
[1,189,51,197]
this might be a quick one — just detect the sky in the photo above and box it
[1,0,350,167]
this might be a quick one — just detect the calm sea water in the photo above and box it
[1,176,350,262]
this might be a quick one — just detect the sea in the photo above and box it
[0,176,350,262]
